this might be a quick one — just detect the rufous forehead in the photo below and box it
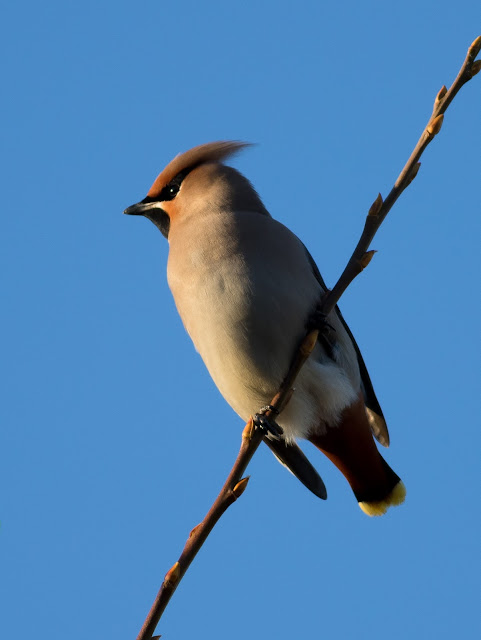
[147,168,172,198]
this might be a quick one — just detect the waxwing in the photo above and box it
[124,141,406,516]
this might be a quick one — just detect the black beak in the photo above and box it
[123,200,170,238]
[123,202,147,216]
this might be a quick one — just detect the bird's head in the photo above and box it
[124,141,267,238]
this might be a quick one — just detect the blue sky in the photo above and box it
[1,2,480,639]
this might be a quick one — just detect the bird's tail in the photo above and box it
[308,393,406,516]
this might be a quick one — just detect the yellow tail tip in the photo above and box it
[358,481,406,517]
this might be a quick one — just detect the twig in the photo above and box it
[321,35,481,315]
[135,37,480,640]
[136,329,319,640]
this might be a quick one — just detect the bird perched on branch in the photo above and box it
[124,141,405,516]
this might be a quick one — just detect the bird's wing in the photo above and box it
[303,246,390,447]
[264,436,327,499]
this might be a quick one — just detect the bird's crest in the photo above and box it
[147,141,251,198]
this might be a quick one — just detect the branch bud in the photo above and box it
[233,476,250,498]
[469,35,481,58]
[359,250,376,270]
[189,523,201,538]
[242,418,255,441]
[470,60,481,77]
[300,330,319,357]
[426,114,444,137]
[368,193,383,217]
[164,562,181,587]
[435,85,447,103]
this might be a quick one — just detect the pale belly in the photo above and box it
[167,213,360,441]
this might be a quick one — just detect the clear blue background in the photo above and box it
[2,2,480,639]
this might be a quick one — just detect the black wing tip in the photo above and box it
[264,438,328,500]
[309,475,328,500]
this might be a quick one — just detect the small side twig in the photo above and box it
[136,36,480,640]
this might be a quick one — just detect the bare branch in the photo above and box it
[320,35,481,317]
[136,329,319,640]
[135,37,480,640]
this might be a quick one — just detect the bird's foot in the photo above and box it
[306,304,335,334]
[306,301,337,360]
[253,405,283,440]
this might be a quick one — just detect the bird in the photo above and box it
[124,141,406,516]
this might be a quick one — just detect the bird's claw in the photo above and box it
[306,302,337,361]
[253,405,283,439]
[306,307,335,334]
[258,404,279,416]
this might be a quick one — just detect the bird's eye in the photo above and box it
[159,175,184,201]
[158,167,193,202]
